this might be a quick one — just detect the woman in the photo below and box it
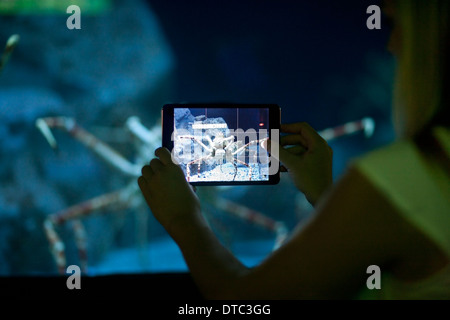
[138,0,449,299]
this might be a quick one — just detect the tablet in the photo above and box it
[162,103,280,186]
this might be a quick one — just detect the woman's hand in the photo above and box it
[138,147,203,235]
[267,122,333,206]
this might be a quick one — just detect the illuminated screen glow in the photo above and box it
[172,107,270,183]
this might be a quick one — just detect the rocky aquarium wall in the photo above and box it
[0,0,178,275]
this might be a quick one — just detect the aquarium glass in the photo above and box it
[0,0,394,276]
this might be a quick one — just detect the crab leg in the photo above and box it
[43,186,134,274]
[43,219,66,275]
[231,138,266,156]
[219,135,235,147]
[72,220,88,273]
[0,34,19,74]
[36,117,141,177]
[50,187,134,225]
[178,135,213,154]
[234,158,253,181]
[186,155,213,181]
[230,161,238,180]
[214,197,288,250]
[125,116,161,146]
[319,117,375,142]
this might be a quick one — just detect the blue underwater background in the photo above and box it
[0,0,394,276]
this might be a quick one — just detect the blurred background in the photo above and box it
[0,0,394,276]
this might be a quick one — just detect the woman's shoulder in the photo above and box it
[356,135,420,166]
[352,137,425,195]
[354,126,449,183]
[350,126,450,257]
[359,125,449,160]
[351,126,450,208]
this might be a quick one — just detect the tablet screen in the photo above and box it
[163,105,279,185]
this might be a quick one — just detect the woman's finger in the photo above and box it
[266,139,298,169]
[137,176,154,207]
[285,145,306,155]
[150,158,164,172]
[141,164,154,180]
[155,147,174,165]
[280,134,307,147]
[137,175,149,191]
[282,122,325,149]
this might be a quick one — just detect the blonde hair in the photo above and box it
[393,0,450,139]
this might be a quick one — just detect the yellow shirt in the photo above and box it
[354,126,450,299]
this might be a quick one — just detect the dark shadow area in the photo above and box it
[0,273,203,300]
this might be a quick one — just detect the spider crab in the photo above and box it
[177,131,268,182]
[36,116,160,274]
